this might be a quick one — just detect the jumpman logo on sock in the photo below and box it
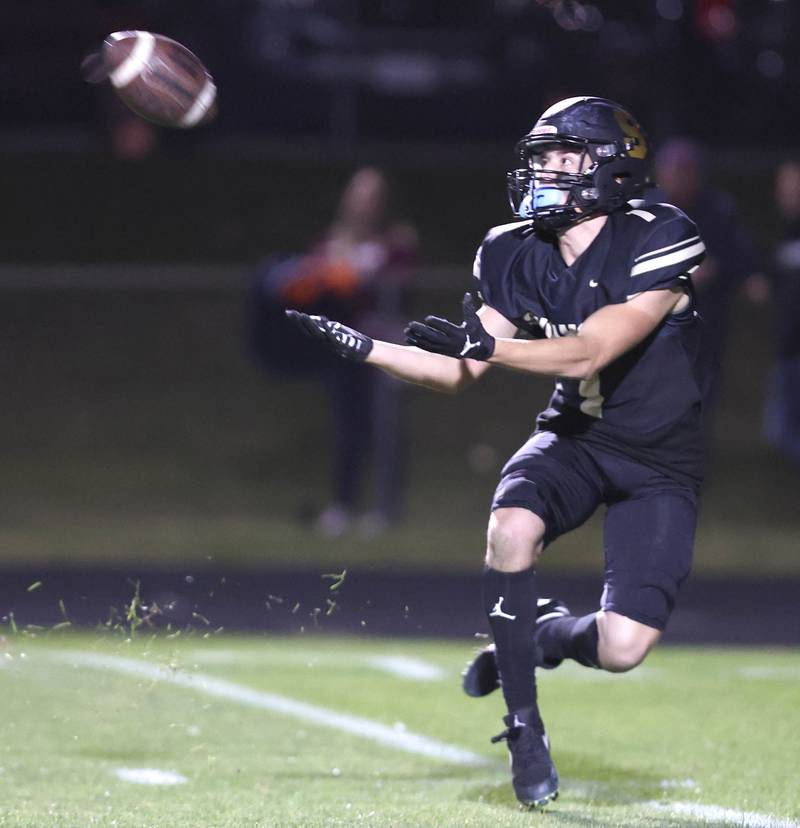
[490,596,517,621]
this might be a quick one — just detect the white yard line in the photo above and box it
[646,801,800,828]
[114,767,187,786]
[185,648,326,665]
[364,655,445,681]
[186,648,446,681]
[50,651,486,767]
[737,666,800,681]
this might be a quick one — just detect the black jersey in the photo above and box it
[474,201,712,489]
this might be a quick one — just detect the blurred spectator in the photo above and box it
[249,167,418,536]
[763,161,800,469]
[83,37,161,159]
[652,137,761,448]
[108,107,160,160]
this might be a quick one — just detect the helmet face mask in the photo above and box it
[507,97,651,233]
[508,141,600,230]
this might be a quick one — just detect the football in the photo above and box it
[83,31,217,129]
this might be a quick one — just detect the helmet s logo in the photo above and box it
[614,110,647,159]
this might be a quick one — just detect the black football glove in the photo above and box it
[404,292,495,360]
[285,310,373,362]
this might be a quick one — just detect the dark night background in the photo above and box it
[0,0,798,642]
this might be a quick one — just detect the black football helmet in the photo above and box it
[507,96,651,232]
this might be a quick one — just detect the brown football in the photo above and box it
[93,31,217,129]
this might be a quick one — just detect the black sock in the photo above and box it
[482,567,541,725]
[536,612,600,668]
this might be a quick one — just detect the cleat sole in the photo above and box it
[522,789,558,809]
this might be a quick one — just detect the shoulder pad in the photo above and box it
[483,219,536,244]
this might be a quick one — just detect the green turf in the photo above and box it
[0,632,798,827]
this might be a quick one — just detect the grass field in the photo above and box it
[1,631,798,828]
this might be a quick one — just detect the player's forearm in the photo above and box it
[367,340,475,392]
[489,335,595,379]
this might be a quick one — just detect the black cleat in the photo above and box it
[462,643,499,698]
[462,598,570,698]
[491,709,559,808]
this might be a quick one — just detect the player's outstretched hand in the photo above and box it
[405,292,495,360]
[285,310,373,361]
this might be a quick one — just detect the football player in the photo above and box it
[287,96,711,808]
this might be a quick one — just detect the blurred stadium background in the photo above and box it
[1,0,799,631]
